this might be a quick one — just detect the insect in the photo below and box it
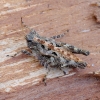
[8,18,90,85]
[25,29,89,68]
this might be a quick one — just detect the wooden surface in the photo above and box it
[0,0,100,100]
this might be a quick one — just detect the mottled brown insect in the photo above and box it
[8,18,90,85]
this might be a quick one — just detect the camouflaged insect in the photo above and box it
[7,18,90,85]
[11,19,89,73]
[13,18,89,71]
[24,28,89,72]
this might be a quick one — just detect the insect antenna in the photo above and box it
[21,17,33,32]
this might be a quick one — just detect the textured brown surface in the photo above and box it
[93,6,100,23]
[1,75,100,100]
[0,0,100,100]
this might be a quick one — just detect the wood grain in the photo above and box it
[0,0,100,99]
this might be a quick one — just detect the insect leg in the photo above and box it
[42,64,51,86]
[7,50,32,57]
[65,60,87,69]
[63,44,90,56]
[50,33,65,39]
[21,50,32,56]
[77,61,87,69]
[59,67,66,75]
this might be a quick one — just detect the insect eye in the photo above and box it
[52,52,57,56]
[41,45,45,48]
[27,40,32,42]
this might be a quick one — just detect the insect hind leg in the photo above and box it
[63,44,90,56]
[66,60,87,69]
